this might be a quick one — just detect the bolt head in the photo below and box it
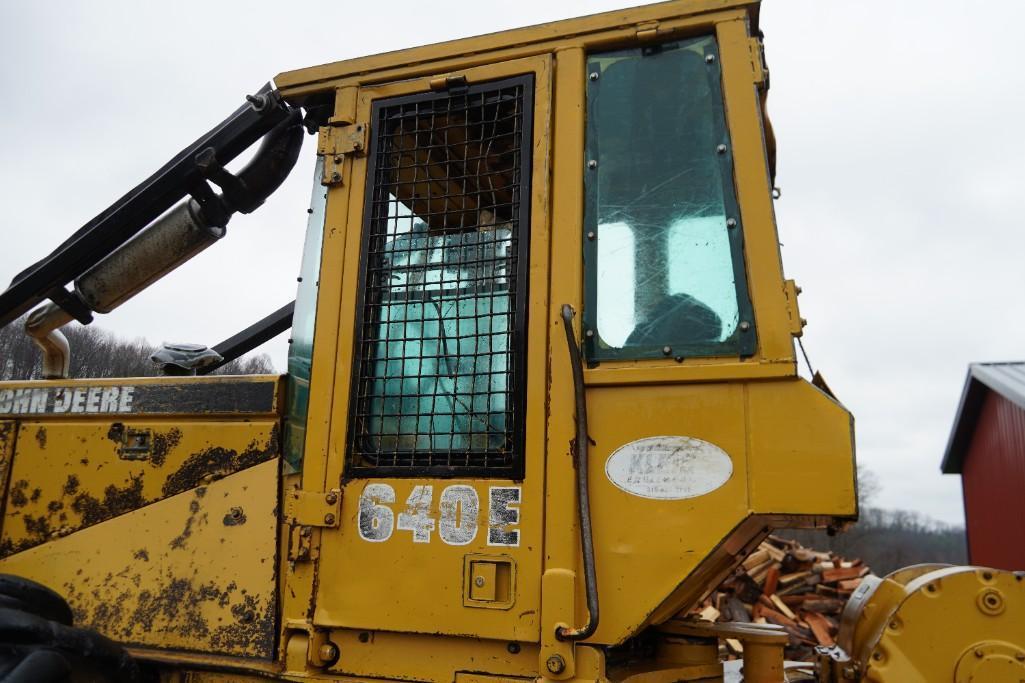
[587,159,598,169]
[474,575,486,587]
[662,345,672,355]
[586,231,596,240]
[589,71,599,81]
[546,654,566,674]
[739,321,751,332]
[507,642,521,654]
[726,218,737,228]
[324,513,336,525]
[325,492,338,505]
[717,144,727,154]
[705,54,715,64]
[319,641,340,665]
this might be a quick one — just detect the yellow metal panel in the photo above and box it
[456,674,534,683]
[844,566,1025,682]
[325,629,539,681]
[557,377,853,646]
[746,380,856,516]
[1,418,279,555]
[0,459,280,658]
[276,1,755,92]
[716,18,794,365]
[278,10,752,104]
[316,478,540,642]
[583,358,793,386]
[541,43,586,680]
[308,54,553,645]
[276,103,361,650]
[583,382,751,645]
[0,422,14,522]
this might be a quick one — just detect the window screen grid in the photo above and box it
[348,77,530,476]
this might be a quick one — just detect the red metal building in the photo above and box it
[942,362,1025,571]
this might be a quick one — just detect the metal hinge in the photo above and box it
[749,36,768,88]
[783,279,806,337]
[635,21,660,41]
[317,122,367,185]
[429,75,468,93]
[283,487,341,527]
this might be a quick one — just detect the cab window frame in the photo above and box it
[581,35,757,364]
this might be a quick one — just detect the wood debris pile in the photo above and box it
[690,535,872,661]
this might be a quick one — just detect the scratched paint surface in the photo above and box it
[0,419,278,556]
[0,459,279,657]
[0,422,14,533]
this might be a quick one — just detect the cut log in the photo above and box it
[722,596,752,623]
[780,571,812,585]
[769,594,797,620]
[837,578,863,592]
[742,549,770,571]
[699,605,720,622]
[763,566,781,596]
[802,611,836,647]
[822,566,868,583]
[683,535,875,664]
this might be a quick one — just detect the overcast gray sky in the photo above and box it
[3,1,1023,526]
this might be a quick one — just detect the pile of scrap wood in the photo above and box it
[689,535,872,661]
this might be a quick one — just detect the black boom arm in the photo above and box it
[0,83,303,329]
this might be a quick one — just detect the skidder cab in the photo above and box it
[2,2,1018,682]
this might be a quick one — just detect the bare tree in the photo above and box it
[1,316,274,380]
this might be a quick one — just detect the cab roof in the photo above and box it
[276,0,759,100]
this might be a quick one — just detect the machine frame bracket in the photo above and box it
[317,122,367,185]
[284,486,342,528]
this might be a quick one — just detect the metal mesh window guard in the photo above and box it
[348,75,533,478]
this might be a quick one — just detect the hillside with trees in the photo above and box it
[0,317,273,380]
[779,467,967,575]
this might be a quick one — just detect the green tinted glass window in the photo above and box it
[283,157,327,473]
[584,36,755,361]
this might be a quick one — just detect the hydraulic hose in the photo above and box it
[556,304,599,641]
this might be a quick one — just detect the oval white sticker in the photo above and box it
[605,436,733,500]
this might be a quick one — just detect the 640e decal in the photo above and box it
[358,483,521,547]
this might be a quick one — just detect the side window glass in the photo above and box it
[584,36,756,361]
[283,157,327,473]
